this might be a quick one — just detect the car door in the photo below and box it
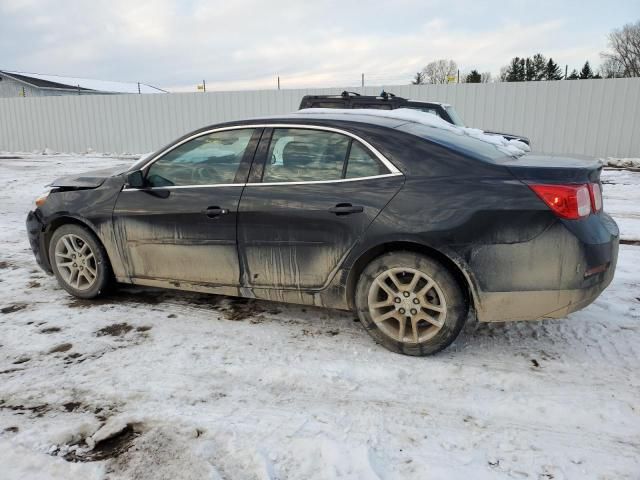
[113,127,261,286]
[237,126,404,290]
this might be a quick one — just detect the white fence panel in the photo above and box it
[0,78,638,157]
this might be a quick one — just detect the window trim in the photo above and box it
[124,124,402,190]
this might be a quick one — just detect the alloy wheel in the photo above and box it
[367,267,447,343]
[54,233,98,291]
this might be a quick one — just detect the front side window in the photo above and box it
[262,128,388,183]
[147,129,253,187]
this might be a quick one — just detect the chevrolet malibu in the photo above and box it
[26,109,619,355]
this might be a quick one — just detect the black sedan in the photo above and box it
[26,109,619,355]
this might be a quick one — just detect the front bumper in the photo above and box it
[473,213,619,322]
[26,210,52,274]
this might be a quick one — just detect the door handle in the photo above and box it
[328,203,364,216]
[203,206,228,218]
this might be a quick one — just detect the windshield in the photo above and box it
[444,106,465,127]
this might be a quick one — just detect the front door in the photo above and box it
[113,127,260,286]
[237,127,404,290]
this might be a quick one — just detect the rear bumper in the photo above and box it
[473,213,619,322]
[26,210,52,274]
[476,258,617,322]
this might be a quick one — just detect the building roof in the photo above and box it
[0,70,166,94]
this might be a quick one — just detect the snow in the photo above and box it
[601,169,640,241]
[1,154,640,479]
[5,71,165,94]
[603,157,640,169]
[297,108,532,156]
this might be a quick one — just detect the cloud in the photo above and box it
[0,0,629,91]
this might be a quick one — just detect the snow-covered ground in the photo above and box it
[1,154,639,480]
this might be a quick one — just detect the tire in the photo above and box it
[48,224,112,299]
[355,251,467,356]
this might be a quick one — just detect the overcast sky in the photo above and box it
[1,0,638,91]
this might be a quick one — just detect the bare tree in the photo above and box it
[600,56,626,78]
[601,20,640,77]
[422,59,458,84]
[480,72,492,83]
[498,65,510,82]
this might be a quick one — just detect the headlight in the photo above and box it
[35,188,51,207]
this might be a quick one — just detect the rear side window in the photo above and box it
[147,129,253,187]
[345,142,387,178]
[264,129,348,182]
[262,128,388,183]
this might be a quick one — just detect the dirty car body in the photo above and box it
[27,110,618,336]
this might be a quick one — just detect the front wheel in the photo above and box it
[48,224,111,299]
[355,251,467,356]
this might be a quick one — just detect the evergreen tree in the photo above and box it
[466,70,481,83]
[525,57,536,81]
[411,71,425,85]
[506,57,526,81]
[579,61,594,79]
[532,53,547,80]
[545,58,563,80]
[567,69,580,80]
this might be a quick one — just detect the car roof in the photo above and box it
[242,110,411,129]
[192,108,527,160]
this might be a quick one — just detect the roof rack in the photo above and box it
[341,91,361,98]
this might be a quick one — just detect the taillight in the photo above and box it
[529,184,591,219]
[588,183,603,212]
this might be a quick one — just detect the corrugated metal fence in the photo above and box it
[1,78,639,157]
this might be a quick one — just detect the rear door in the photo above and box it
[113,127,261,286]
[237,126,404,290]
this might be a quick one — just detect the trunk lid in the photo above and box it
[502,153,603,184]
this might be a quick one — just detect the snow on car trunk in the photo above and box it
[0,154,639,479]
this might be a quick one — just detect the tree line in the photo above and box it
[411,20,639,84]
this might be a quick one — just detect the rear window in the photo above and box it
[444,106,465,127]
[397,122,511,163]
[353,103,393,110]
[310,101,347,108]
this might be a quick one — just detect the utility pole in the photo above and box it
[361,73,364,88]
[277,76,280,90]
[457,69,460,83]
[203,80,206,92]
[565,65,568,79]
[77,84,81,95]
[137,82,141,94]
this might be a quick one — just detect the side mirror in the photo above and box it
[126,170,145,188]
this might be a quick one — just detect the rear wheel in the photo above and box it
[355,251,467,356]
[48,224,111,299]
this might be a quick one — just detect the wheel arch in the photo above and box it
[42,215,106,270]
[345,240,478,312]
